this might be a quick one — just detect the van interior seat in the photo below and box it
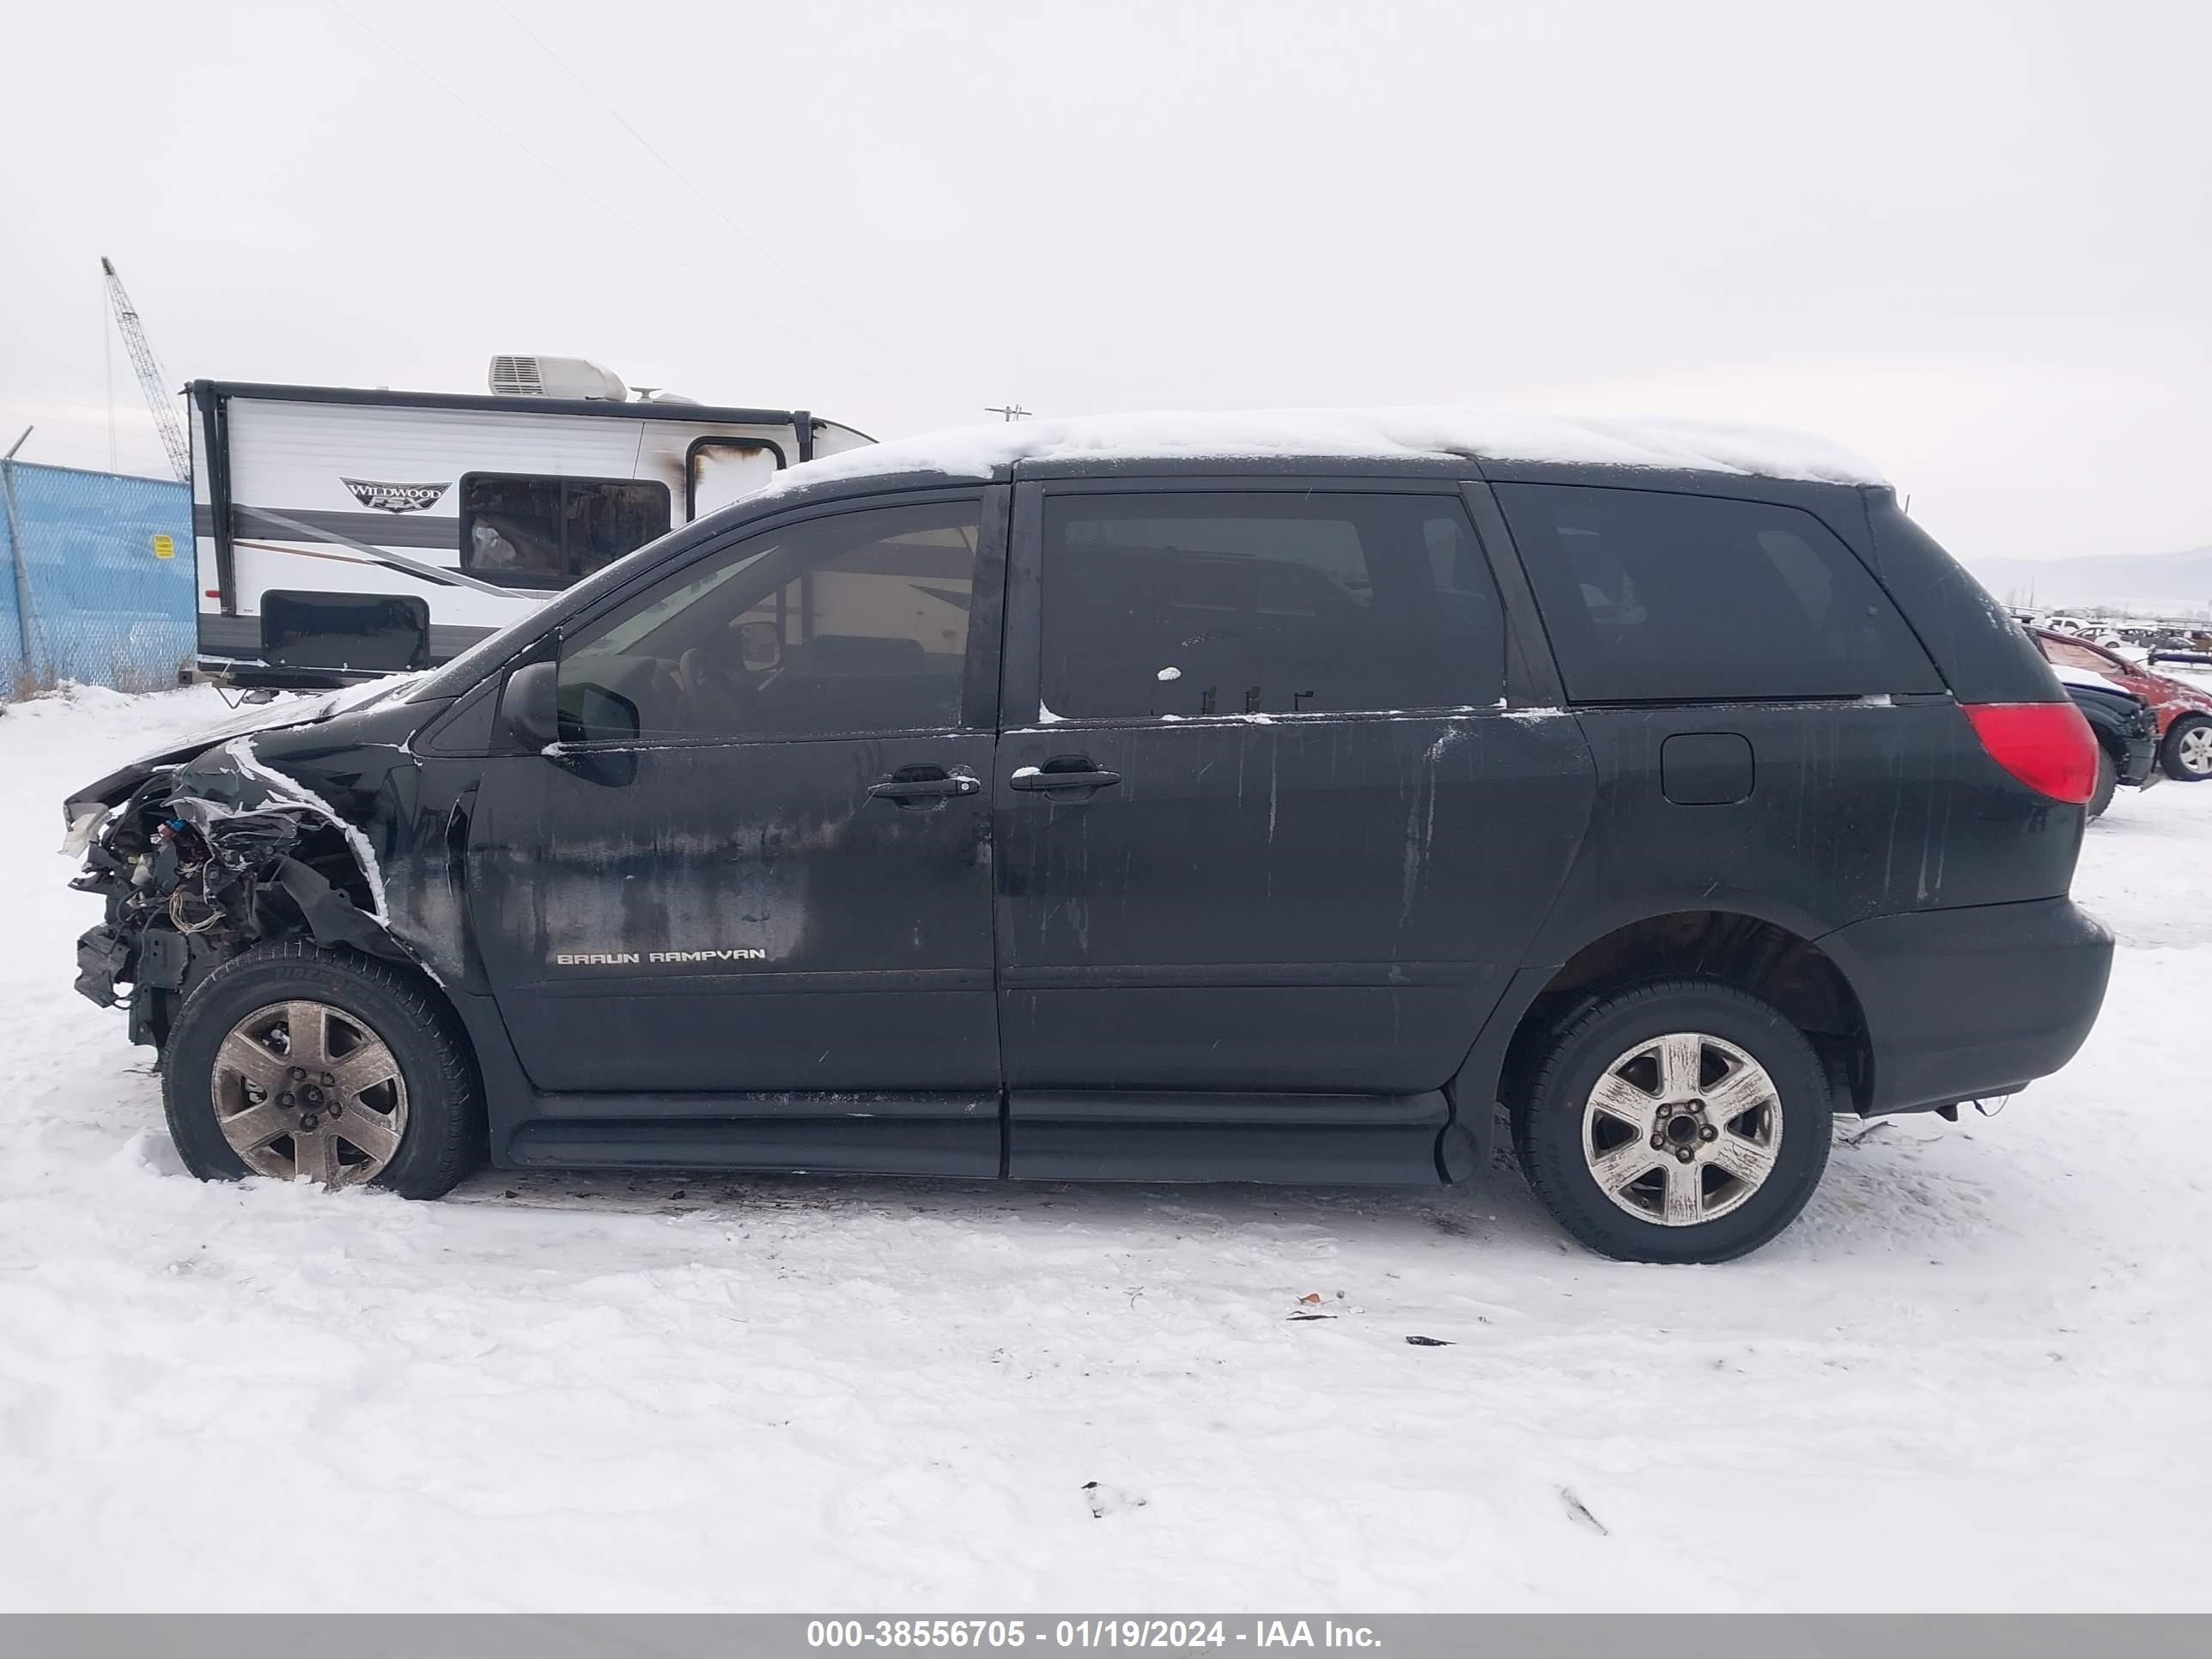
[781,634,929,675]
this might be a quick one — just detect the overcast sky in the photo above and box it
[3,0,2206,563]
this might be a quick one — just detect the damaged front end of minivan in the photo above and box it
[64,696,439,1059]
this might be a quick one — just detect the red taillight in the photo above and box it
[1962,702,2100,805]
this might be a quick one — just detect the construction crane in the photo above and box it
[100,257,190,483]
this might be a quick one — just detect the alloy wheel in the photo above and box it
[1580,1031,1783,1226]
[2175,722,2212,777]
[210,1000,409,1188]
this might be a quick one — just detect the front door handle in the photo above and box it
[1009,757,1122,796]
[867,766,981,806]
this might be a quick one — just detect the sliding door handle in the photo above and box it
[1010,760,1121,796]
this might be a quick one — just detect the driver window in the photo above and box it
[556,500,981,742]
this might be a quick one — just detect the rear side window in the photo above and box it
[1040,491,1504,718]
[1496,484,1941,702]
[461,474,672,588]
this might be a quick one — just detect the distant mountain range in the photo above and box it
[1967,546,2212,614]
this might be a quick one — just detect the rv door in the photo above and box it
[687,439,783,521]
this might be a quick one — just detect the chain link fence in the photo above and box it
[1,460,194,697]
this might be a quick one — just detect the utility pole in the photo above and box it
[100,258,190,483]
[985,404,1031,422]
[3,427,38,682]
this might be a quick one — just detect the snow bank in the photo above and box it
[751,408,1887,502]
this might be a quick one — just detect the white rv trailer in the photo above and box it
[186,358,872,683]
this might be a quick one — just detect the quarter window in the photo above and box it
[1495,484,1942,702]
[1039,492,1504,719]
[557,500,981,742]
[460,475,672,588]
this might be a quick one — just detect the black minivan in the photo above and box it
[65,414,2114,1262]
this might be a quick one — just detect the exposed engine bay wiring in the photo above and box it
[167,884,223,935]
[69,746,424,1047]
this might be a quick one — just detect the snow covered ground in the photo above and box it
[1,684,2206,1613]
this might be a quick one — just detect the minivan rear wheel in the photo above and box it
[1511,980,1833,1263]
[162,941,482,1198]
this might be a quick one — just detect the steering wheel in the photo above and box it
[677,647,752,732]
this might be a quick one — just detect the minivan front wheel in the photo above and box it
[162,941,481,1198]
[1512,981,1833,1263]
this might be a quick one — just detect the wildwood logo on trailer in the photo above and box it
[341,477,451,514]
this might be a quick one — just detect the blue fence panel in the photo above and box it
[0,461,195,694]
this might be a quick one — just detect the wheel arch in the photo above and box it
[1451,908,1875,1136]
[144,818,455,1059]
[264,829,533,1164]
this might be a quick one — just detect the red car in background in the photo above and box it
[2035,629,2212,781]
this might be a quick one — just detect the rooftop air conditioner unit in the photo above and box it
[488,356,629,402]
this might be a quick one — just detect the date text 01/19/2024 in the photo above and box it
[805,1622,1382,1650]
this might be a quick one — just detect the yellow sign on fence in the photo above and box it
[151,533,175,559]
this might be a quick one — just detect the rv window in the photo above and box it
[460,475,672,588]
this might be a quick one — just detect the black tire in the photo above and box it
[2160,713,2212,782]
[1510,979,1834,1264]
[162,941,483,1199]
[2087,746,2118,819]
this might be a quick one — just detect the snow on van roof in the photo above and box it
[765,407,1887,497]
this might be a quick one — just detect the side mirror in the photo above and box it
[501,660,561,752]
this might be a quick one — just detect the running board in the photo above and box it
[507,1091,999,1177]
[1007,1090,1453,1184]
[501,1088,1457,1186]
